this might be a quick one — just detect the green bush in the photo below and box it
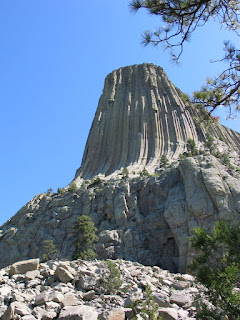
[72,215,98,260]
[221,153,232,167]
[122,167,129,179]
[98,260,123,294]
[160,154,169,168]
[68,182,77,193]
[204,133,217,154]
[140,168,150,177]
[189,221,240,319]
[131,283,162,320]
[57,187,65,194]
[186,139,198,156]
[46,188,53,195]
[42,240,58,262]
[89,177,102,187]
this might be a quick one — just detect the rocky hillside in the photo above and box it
[1,154,240,273]
[0,258,201,319]
[0,63,240,273]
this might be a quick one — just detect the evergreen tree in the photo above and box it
[131,283,162,320]
[130,0,240,118]
[160,154,169,168]
[190,221,240,319]
[42,239,58,262]
[122,167,129,179]
[98,261,123,294]
[72,215,98,260]
[204,133,217,154]
[186,139,198,156]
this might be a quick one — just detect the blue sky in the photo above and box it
[0,0,239,226]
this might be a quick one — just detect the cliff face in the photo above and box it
[0,64,240,273]
[1,155,240,273]
[75,63,240,180]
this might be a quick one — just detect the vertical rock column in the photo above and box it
[74,63,240,180]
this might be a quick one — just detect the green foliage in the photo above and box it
[42,240,58,262]
[57,187,65,194]
[130,0,240,117]
[122,167,129,179]
[189,221,240,319]
[181,93,191,104]
[98,260,123,294]
[131,283,162,320]
[140,168,150,177]
[160,154,169,168]
[72,215,98,260]
[89,176,102,187]
[185,139,198,156]
[220,153,232,167]
[204,133,217,154]
[46,188,53,195]
[68,182,77,193]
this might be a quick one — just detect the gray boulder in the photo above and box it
[58,305,98,320]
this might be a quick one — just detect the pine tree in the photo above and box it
[42,239,58,262]
[160,154,169,168]
[186,139,198,156]
[190,221,240,319]
[72,215,98,260]
[130,0,240,118]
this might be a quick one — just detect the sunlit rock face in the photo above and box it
[0,63,240,274]
[75,63,240,180]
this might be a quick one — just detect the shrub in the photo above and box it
[68,182,77,193]
[221,153,232,167]
[204,133,217,154]
[186,139,198,156]
[98,260,123,294]
[42,240,58,262]
[189,221,240,319]
[181,93,191,104]
[122,167,129,179]
[57,187,65,194]
[160,154,169,168]
[89,177,102,187]
[72,215,98,260]
[131,283,162,320]
[46,188,53,195]
[140,168,150,177]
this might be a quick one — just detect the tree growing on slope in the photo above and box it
[190,221,240,319]
[72,215,98,260]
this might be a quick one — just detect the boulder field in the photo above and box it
[0,258,201,320]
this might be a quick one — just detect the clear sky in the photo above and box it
[0,0,239,226]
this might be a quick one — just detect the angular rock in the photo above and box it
[25,270,41,282]
[22,316,36,320]
[9,259,39,276]
[61,293,80,307]
[42,311,57,320]
[107,309,126,320]
[170,292,192,307]
[153,292,171,308]
[55,266,74,283]
[158,307,178,320]
[3,302,32,320]
[34,292,49,306]
[82,290,95,301]
[58,305,98,320]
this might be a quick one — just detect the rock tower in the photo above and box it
[0,63,240,273]
[75,63,240,180]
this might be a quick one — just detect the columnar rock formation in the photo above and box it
[75,63,240,180]
[0,63,240,275]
